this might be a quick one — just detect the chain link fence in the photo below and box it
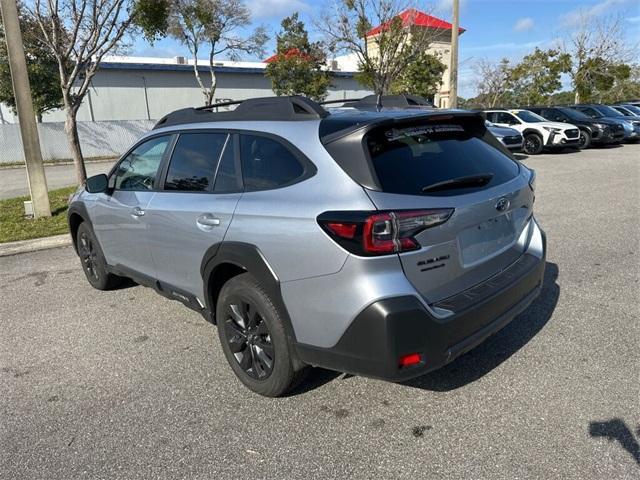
[0,120,155,164]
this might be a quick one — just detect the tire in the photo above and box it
[216,273,307,397]
[523,133,544,155]
[76,222,123,290]
[578,130,591,149]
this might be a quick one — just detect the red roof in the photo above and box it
[366,8,465,37]
[264,48,312,63]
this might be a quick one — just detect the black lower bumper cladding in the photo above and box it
[296,245,546,381]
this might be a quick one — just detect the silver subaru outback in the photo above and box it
[68,96,546,397]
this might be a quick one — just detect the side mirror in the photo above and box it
[85,173,109,194]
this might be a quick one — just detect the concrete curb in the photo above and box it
[0,234,72,257]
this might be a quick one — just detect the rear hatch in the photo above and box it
[331,113,535,304]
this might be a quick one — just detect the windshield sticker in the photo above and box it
[385,124,464,141]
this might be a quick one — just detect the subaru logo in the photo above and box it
[495,197,510,212]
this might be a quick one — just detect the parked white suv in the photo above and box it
[485,109,581,154]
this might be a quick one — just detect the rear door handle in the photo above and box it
[131,206,145,217]
[196,213,221,228]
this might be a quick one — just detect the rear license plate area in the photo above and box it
[459,214,516,266]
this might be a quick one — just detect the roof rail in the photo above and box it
[326,94,435,110]
[153,95,329,130]
[318,98,367,105]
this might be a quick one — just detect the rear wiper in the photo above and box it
[421,173,494,193]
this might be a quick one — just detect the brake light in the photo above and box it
[326,222,357,239]
[318,209,453,256]
[399,352,422,368]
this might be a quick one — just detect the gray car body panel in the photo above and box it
[72,110,546,353]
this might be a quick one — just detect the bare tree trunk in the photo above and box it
[574,90,580,104]
[207,46,217,106]
[64,107,86,184]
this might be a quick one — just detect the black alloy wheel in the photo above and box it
[79,231,100,283]
[578,130,591,149]
[523,134,543,155]
[223,299,275,379]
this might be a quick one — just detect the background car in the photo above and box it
[569,104,640,142]
[527,106,625,148]
[485,120,523,152]
[611,104,640,117]
[484,109,580,155]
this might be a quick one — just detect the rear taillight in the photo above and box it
[319,209,453,256]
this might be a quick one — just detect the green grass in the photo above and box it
[0,186,76,243]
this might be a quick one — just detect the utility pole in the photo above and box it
[0,0,51,217]
[449,0,460,109]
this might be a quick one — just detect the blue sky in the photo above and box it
[132,0,640,97]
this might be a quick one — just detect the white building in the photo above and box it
[0,55,370,124]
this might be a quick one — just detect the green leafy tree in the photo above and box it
[265,13,330,100]
[0,10,64,122]
[167,0,268,106]
[389,50,446,100]
[133,0,172,44]
[561,13,633,103]
[473,58,514,108]
[30,0,168,184]
[509,48,571,106]
[546,90,575,105]
[575,58,631,103]
[598,64,640,103]
[317,1,439,95]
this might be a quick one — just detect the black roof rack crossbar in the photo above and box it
[195,99,245,110]
[321,94,435,110]
[153,95,330,129]
[318,98,367,105]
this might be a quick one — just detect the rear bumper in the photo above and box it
[296,229,546,381]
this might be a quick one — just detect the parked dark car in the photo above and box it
[611,104,640,117]
[568,104,640,142]
[616,100,640,107]
[527,106,625,148]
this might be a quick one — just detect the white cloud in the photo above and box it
[513,17,534,32]
[628,15,640,23]
[245,0,312,19]
[560,0,630,27]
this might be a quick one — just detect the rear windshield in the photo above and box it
[366,122,520,196]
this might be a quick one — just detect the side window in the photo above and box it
[164,133,227,192]
[240,135,305,191]
[113,135,171,191]
[544,109,563,121]
[495,112,518,125]
[486,112,497,123]
[213,136,241,193]
[579,107,597,118]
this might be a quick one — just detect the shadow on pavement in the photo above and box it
[589,418,640,466]
[403,261,560,392]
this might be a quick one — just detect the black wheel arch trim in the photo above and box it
[201,242,301,349]
[67,201,92,254]
[522,129,542,138]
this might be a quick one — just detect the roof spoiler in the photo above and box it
[153,95,329,129]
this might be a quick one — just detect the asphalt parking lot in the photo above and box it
[1,144,638,479]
